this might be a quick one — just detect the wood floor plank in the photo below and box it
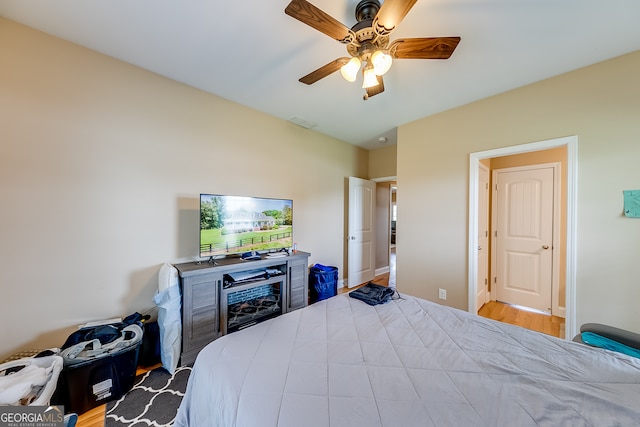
[479,301,563,338]
[77,405,104,427]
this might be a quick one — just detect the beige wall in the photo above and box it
[398,50,640,334]
[368,144,397,179]
[375,183,391,271]
[0,19,368,359]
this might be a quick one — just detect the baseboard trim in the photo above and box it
[375,266,390,277]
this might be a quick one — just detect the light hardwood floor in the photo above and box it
[479,300,564,339]
[338,273,391,294]
[76,404,106,427]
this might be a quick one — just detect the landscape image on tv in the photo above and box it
[200,194,293,257]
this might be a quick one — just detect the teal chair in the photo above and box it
[574,323,640,359]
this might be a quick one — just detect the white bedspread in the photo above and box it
[175,294,640,426]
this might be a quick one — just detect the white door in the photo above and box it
[476,164,490,310]
[495,166,554,312]
[347,177,376,288]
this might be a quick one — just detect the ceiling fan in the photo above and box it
[285,0,460,100]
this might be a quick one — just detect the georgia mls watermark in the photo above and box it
[0,406,64,427]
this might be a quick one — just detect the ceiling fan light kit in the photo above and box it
[371,50,392,76]
[285,0,460,100]
[340,57,362,82]
[362,65,380,89]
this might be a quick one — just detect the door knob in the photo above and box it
[542,245,550,250]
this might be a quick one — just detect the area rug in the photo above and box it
[105,365,191,427]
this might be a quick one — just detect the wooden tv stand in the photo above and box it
[173,251,310,365]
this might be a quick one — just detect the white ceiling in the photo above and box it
[1,0,640,150]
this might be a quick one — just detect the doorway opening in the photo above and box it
[492,163,559,314]
[389,185,397,288]
[371,179,396,288]
[373,178,397,288]
[342,178,396,293]
[468,136,578,340]
[346,177,396,289]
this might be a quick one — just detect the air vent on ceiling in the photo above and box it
[288,116,317,129]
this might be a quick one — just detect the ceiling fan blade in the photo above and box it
[299,57,351,85]
[373,0,417,36]
[365,75,385,99]
[285,0,355,44]
[389,37,461,59]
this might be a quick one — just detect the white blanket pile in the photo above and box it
[0,355,63,406]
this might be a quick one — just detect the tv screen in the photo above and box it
[200,194,293,258]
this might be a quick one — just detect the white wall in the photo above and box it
[0,19,368,359]
[397,50,640,334]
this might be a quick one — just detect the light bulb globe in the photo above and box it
[362,67,379,89]
[371,50,392,76]
[340,57,361,82]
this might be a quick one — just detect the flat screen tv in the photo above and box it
[200,194,293,258]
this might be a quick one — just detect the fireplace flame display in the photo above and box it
[226,284,282,332]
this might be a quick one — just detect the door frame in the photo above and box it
[468,136,578,339]
[491,162,561,315]
[476,162,490,309]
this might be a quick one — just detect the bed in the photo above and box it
[175,293,640,426]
